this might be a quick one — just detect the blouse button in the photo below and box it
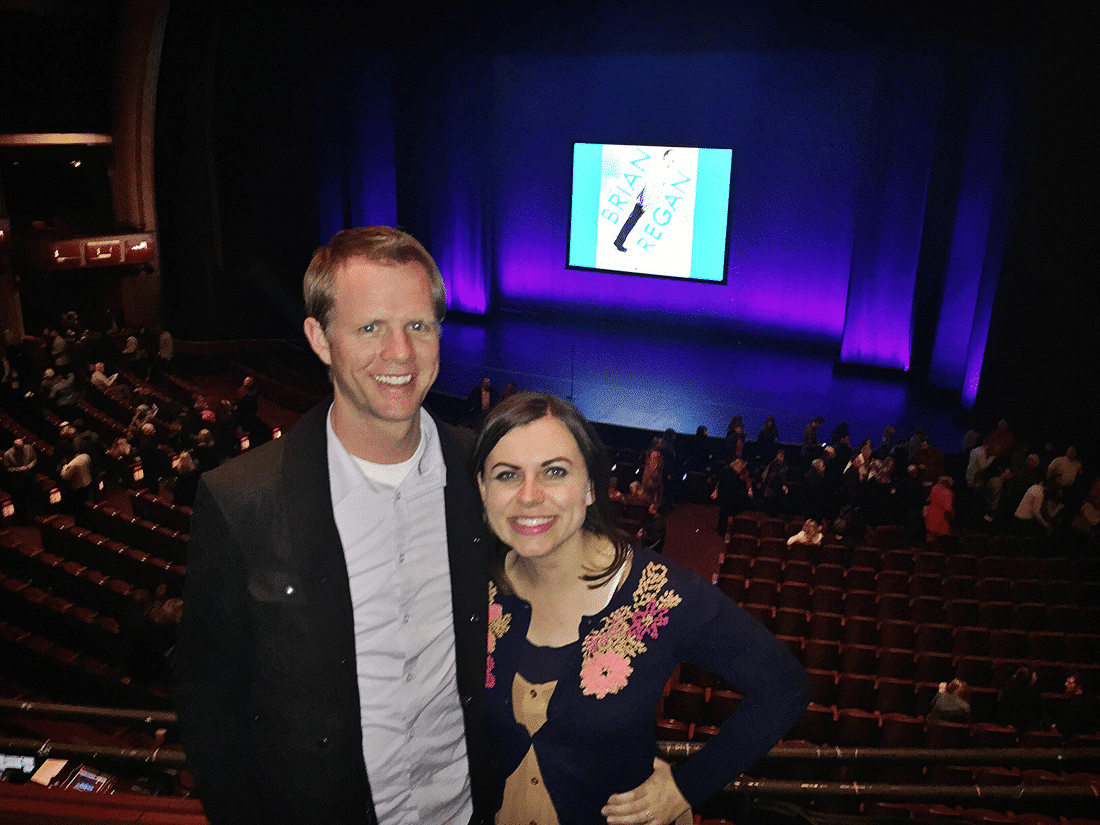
[529,689,538,698]
[530,776,539,785]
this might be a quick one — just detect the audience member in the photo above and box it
[58,449,94,516]
[713,457,753,536]
[1047,672,1100,738]
[786,518,823,547]
[1014,480,1055,536]
[1047,446,1082,490]
[802,415,825,464]
[172,450,201,507]
[759,448,789,514]
[924,475,955,540]
[756,415,780,463]
[89,361,117,390]
[927,679,971,724]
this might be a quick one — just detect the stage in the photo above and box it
[434,312,970,452]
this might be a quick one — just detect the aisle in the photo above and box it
[660,503,725,579]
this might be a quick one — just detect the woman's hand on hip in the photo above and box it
[601,758,690,825]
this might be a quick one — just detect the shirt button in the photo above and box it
[317,737,330,748]
[405,673,413,682]
[403,614,410,624]
[399,553,406,562]
[285,586,294,595]
[470,613,480,623]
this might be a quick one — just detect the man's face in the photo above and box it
[305,257,440,442]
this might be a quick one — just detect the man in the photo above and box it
[2,438,38,517]
[613,148,675,251]
[173,227,490,825]
[1046,446,1082,490]
[89,362,117,390]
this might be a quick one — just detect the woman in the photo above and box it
[475,393,808,825]
[924,475,955,540]
[756,415,780,464]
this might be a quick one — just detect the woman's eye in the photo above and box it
[546,466,568,478]
[494,470,516,482]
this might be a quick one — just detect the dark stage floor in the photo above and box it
[435,313,969,452]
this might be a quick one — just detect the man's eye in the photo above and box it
[360,323,377,334]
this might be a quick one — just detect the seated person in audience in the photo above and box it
[624,480,653,509]
[608,475,625,502]
[927,679,971,724]
[47,369,79,417]
[89,361,117,390]
[1046,446,1082,490]
[786,518,822,547]
[1048,672,1100,738]
[129,403,158,435]
[1071,477,1100,538]
[996,666,1043,735]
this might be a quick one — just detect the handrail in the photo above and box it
[0,698,177,728]
[661,742,1100,765]
[724,779,1100,800]
[1,736,186,769]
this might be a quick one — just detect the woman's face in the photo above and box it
[478,415,594,561]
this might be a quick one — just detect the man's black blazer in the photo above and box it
[173,401,491,824]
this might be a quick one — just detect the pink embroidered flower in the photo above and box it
[489,602,502,623]
[486,654,496,689]
[581,651,633,698]
[628,598,670,641]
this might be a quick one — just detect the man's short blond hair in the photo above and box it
[303,227,446,331]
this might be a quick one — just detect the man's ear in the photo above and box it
[303,317,332,366]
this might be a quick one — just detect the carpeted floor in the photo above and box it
[661,503,726,579]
